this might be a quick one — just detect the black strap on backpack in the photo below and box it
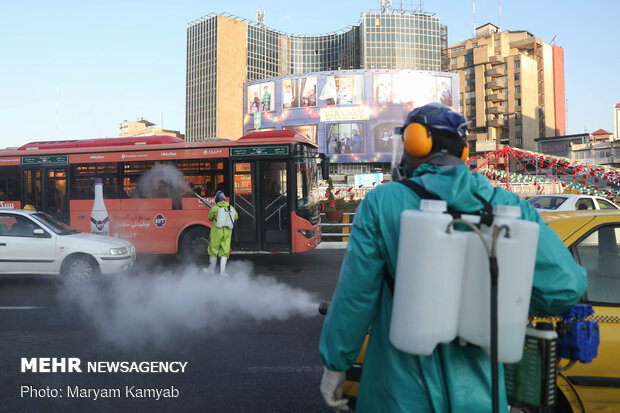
[382,179,496,295]
[398,179,494,226]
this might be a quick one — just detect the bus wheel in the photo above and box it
[62,254,100,282]
[180,227,210,263]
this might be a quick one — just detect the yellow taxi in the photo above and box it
[337,209,620,413]
[542,210,620,413]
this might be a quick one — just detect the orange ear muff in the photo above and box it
[403,123,433,157]
[461,141,469,161]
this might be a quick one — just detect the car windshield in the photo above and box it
[31,212,81,235]
[528,196,568,210]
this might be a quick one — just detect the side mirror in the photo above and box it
[33,228,50,238]
[319,153,330,180]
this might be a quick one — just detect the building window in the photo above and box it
[515,86,521,94]
[514,73,520,81]
[515,98,521,107]
[514,60,520,69]
[464,52,473,66]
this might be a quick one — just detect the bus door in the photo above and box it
[232,160,290,252]
[22,167,69,223]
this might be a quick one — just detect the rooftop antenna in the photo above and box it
[473,0,476,37]
[256,9,264,26]
[55,86,59,139]
[549,35,557,46]
[498,0,502,31]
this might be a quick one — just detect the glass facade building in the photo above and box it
[360,12,441,71]
[185,10,443,142]
[186,16,218,140]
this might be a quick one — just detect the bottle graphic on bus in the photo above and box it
[91,178,109,236]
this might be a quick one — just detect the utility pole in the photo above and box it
[55,87,59,139]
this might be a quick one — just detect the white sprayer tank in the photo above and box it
[458,205,540,363]
[389,200,469,355]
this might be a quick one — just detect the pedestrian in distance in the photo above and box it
[205,190,237,275]
[318,102,587,412]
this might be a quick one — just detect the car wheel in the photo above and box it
[180,227,210,263]
[62,255,99,282]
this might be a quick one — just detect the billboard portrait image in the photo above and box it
[373,122,401,153]
[283,77,317,109]
[326,123,364,154]
[436,76,453,107]
[282,124,317,144]
[374,73,424,105]
[319,74,363,106]
[374,74,393,104]
[300,77,317,107]
[282,79,298,109]
[247,81,275,113]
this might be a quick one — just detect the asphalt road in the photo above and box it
[0,249,346,413]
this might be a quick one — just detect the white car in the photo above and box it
[0,209,135,281]
[528,194,620,212]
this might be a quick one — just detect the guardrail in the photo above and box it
[318,212,354,249]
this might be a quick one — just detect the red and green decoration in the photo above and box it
[467,147,620,198]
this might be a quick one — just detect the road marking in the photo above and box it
[245,366,323,374]
[316,242,348,249]
[0,306,47,310]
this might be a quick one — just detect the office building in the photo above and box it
[445,23,565,153]
[118,118,184,139]
[185,4,445,142]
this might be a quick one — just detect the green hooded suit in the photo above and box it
[207,201,238,258]
[319,157,587,412]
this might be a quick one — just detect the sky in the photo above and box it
[1,0,618,149]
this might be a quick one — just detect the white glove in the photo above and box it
[320,367,349,411]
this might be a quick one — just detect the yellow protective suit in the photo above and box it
[207,201,237,258]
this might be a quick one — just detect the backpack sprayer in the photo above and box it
[318,181,600,412]
[318,301,600,411]
[504,304,600,410]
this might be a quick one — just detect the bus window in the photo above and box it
[176,159,225,198]
[0,166,19,202]
[71,163,119,199]
[123,161,154,198]
[23,170,42,211]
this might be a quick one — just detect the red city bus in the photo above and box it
[0,130,327,258]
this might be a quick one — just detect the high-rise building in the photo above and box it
[445,23,565,153]
[185,6,444,142]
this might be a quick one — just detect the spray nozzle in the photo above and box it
[318,302,330,315]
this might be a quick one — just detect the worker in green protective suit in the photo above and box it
[206,190,237,275]
[318,103,587,412]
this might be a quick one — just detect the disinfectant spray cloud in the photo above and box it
[132,163,192,198]
[60,261,319,349]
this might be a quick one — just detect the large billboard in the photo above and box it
[243,70,459,163]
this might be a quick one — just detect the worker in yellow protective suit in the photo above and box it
[206,190,237,275]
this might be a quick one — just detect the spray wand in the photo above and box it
[194,192,215,208]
